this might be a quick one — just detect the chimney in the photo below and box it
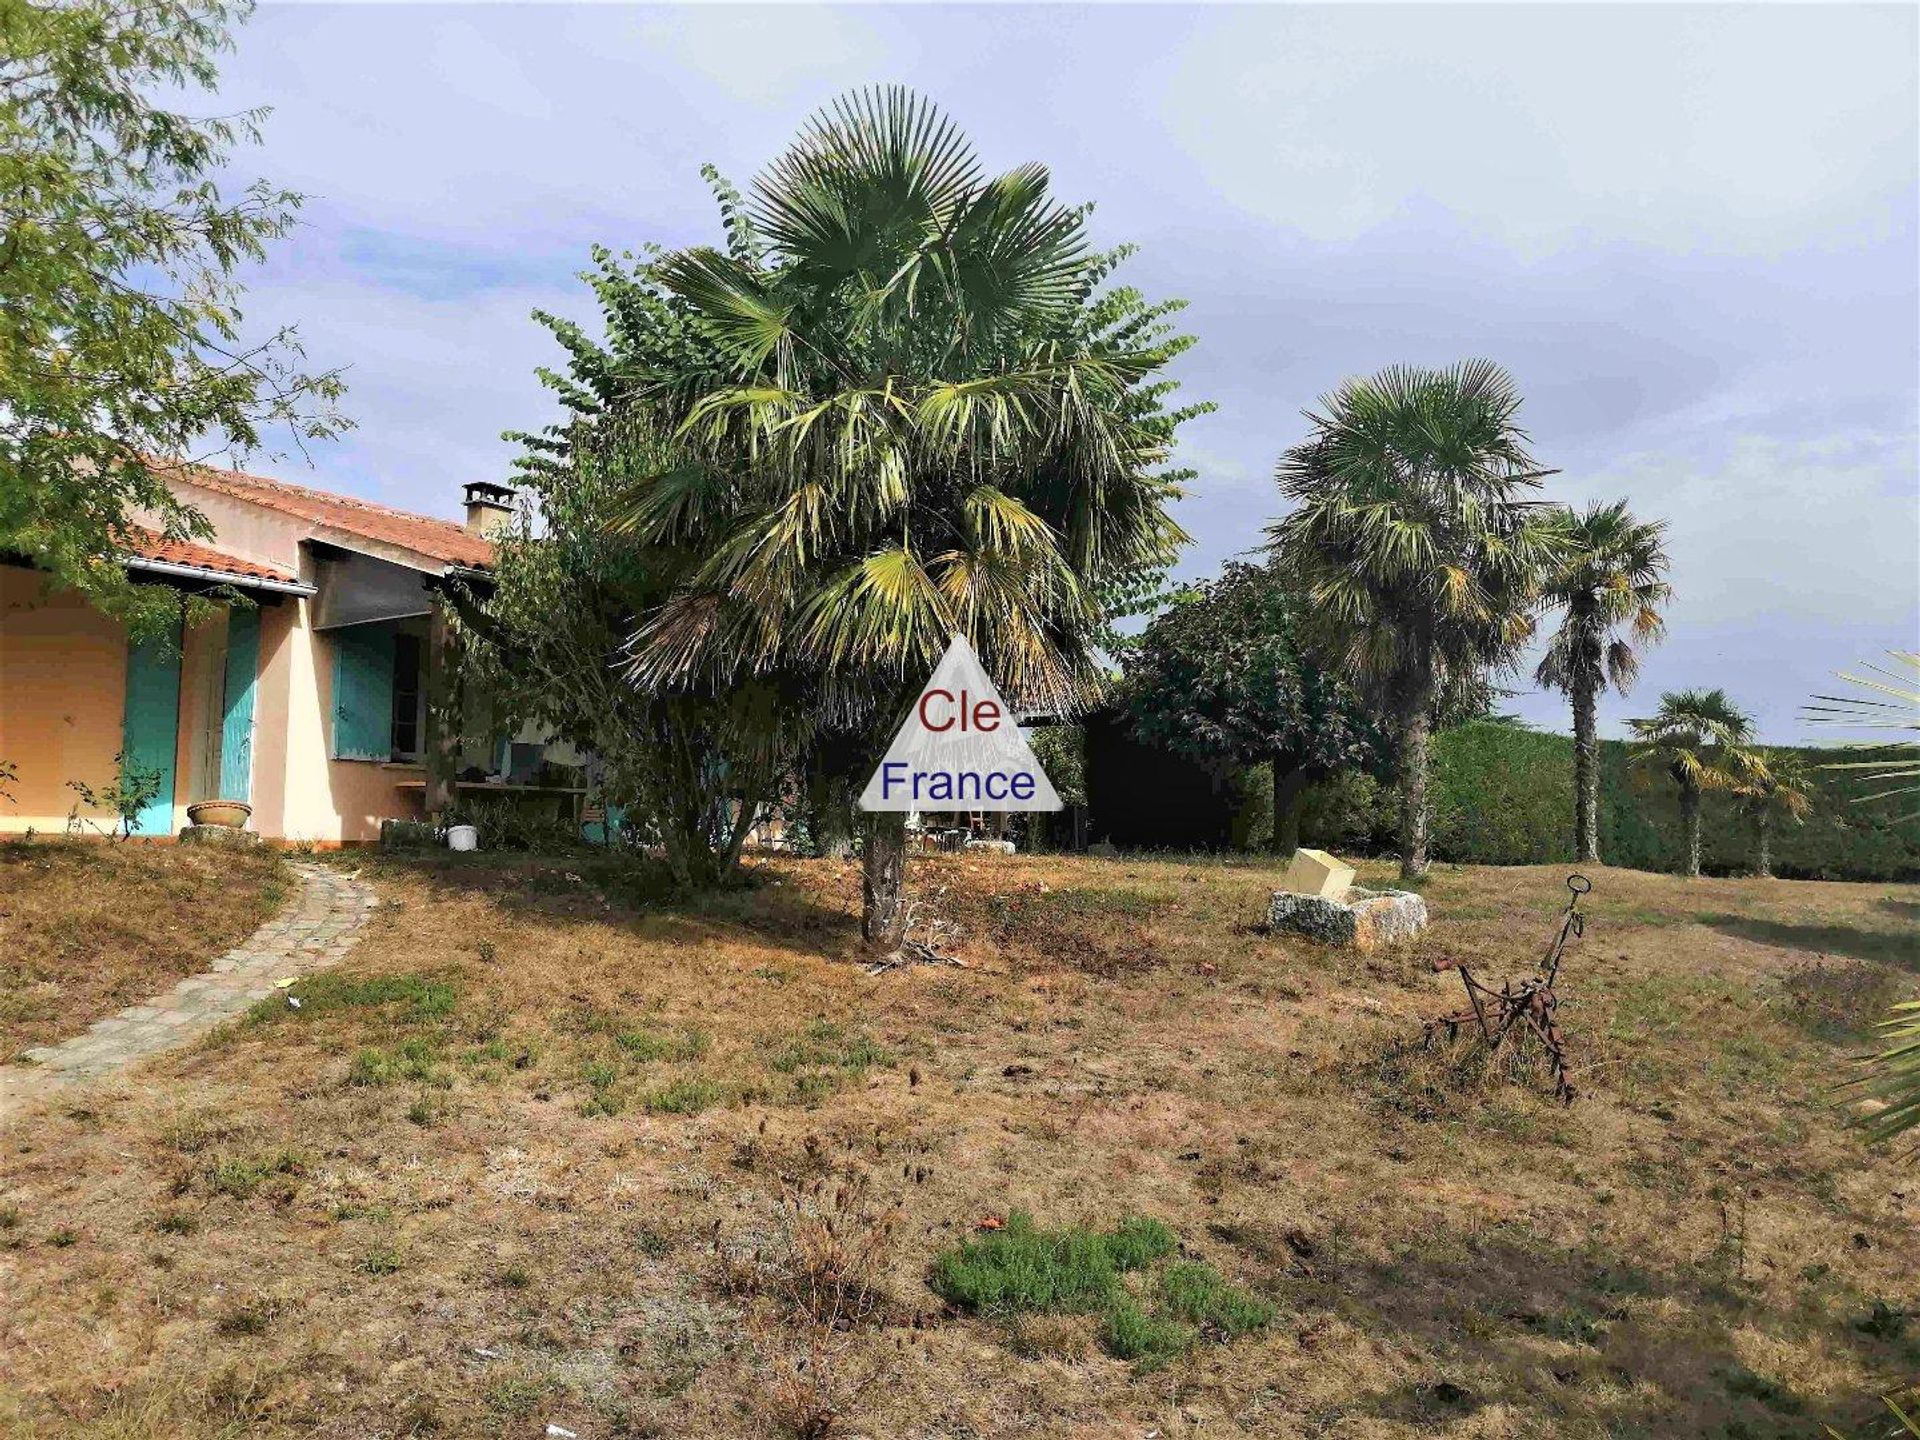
[462,480,516,538]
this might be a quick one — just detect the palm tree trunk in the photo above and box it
[1271,762,1310,855]
[861,809,909,949]
[1681,787,1702,878]
[1398,698,1432,882]
[1756,811,1772,878]
[1572,674,1600,865]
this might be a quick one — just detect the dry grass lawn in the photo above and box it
[0,849,1915,1438]
[0,839,288,1060]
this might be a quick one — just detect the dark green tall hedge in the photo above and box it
[1087,714,1919,880]
[1374,722,1919,880]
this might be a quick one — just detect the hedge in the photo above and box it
[1405,722,1920,881]
[1087,713,1920,881]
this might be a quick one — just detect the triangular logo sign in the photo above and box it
[859,635,1062,812]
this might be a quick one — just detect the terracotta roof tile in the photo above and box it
[120,527,304,588]
[176,463,495,570]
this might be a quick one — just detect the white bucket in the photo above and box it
[446,824,479,852]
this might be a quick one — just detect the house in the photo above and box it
[0,463,559,844]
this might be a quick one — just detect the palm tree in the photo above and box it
[1535,501,1672,864]
[1729,749,1814,878]
[1269,361,1565,881]
[1626,688,1756,878]
[597,88,1199,947]
[1804,651,1920,819]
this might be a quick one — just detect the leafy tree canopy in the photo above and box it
[0,0,346,634]
[1123,560,1381,780]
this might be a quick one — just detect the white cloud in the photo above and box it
[1165,5,1918,255]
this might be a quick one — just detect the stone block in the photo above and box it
[965,838,1016,855]
[1267,887,1428,953]
[1277,848,1356,902]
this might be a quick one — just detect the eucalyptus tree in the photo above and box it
[586,89,1203,947]
[1627,688,1757,878]
[1269,361,1565,880]
[1536,501,1672,864]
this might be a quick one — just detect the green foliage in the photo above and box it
[1535,501,1672,703]
[65,750,162,840]
[767,1020,893,1075]
[458,423,797,889]
[1156,1260,1276,1337]
[1315,722,1920,880]
[930,1214,1266,1372]
[928,1211,1174,1315]
[1842,1000,1920,1155]
[438,796,584,856]
[1269,360,1566,876]
[1098,1296,1191,1370]
[1805,652,1920,821]
[1123,560,1381,782]
[251,971,458,1025]
[1027,725,1087,809]
[0,0,346,633]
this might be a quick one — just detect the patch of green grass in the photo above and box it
[207,1149,303,1200]
[1156,1261,1275,1338]
[250,970,458,1026]
[644,1077,723,1115]
[931,1214,1266,1373]
[1099,1296,1191,1370]
[48,1226,77,1247]
[929,1212,1174,1314]
[496,1263,532,1289]
[347,1036,448,1089]
[357,1243,404,1276]
[768,1019,894,1076]
[154,1210,197,1236]
[614,1024,709,1063]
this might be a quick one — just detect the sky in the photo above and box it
[213,3,1919,742]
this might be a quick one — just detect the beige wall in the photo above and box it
[1,560,428,845]
[0,565,130,834]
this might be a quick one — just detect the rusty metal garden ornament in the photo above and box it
[1423,874,1591,1105]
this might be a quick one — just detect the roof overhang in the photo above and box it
[120,555,315,597]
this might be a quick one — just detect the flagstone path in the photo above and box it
[0,862,376,1116]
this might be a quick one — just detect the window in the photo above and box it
[390,633,423,760]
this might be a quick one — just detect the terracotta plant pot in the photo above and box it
[186,799,252,829]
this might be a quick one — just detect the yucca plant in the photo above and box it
[1729,748,1814,879]
[1805,651,1920,820]
[1269,360,1566,880]
[1536,500,1672,864]
[586,88,1202,945]
[1627,688,1757,878]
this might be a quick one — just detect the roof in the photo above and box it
[175,463,495,570]
[120,527,310,592]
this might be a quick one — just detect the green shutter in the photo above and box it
[122,631,181,836]
[331,623,395,760]
[219,607,260,800]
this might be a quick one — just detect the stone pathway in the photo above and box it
[0,863,376,1113]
